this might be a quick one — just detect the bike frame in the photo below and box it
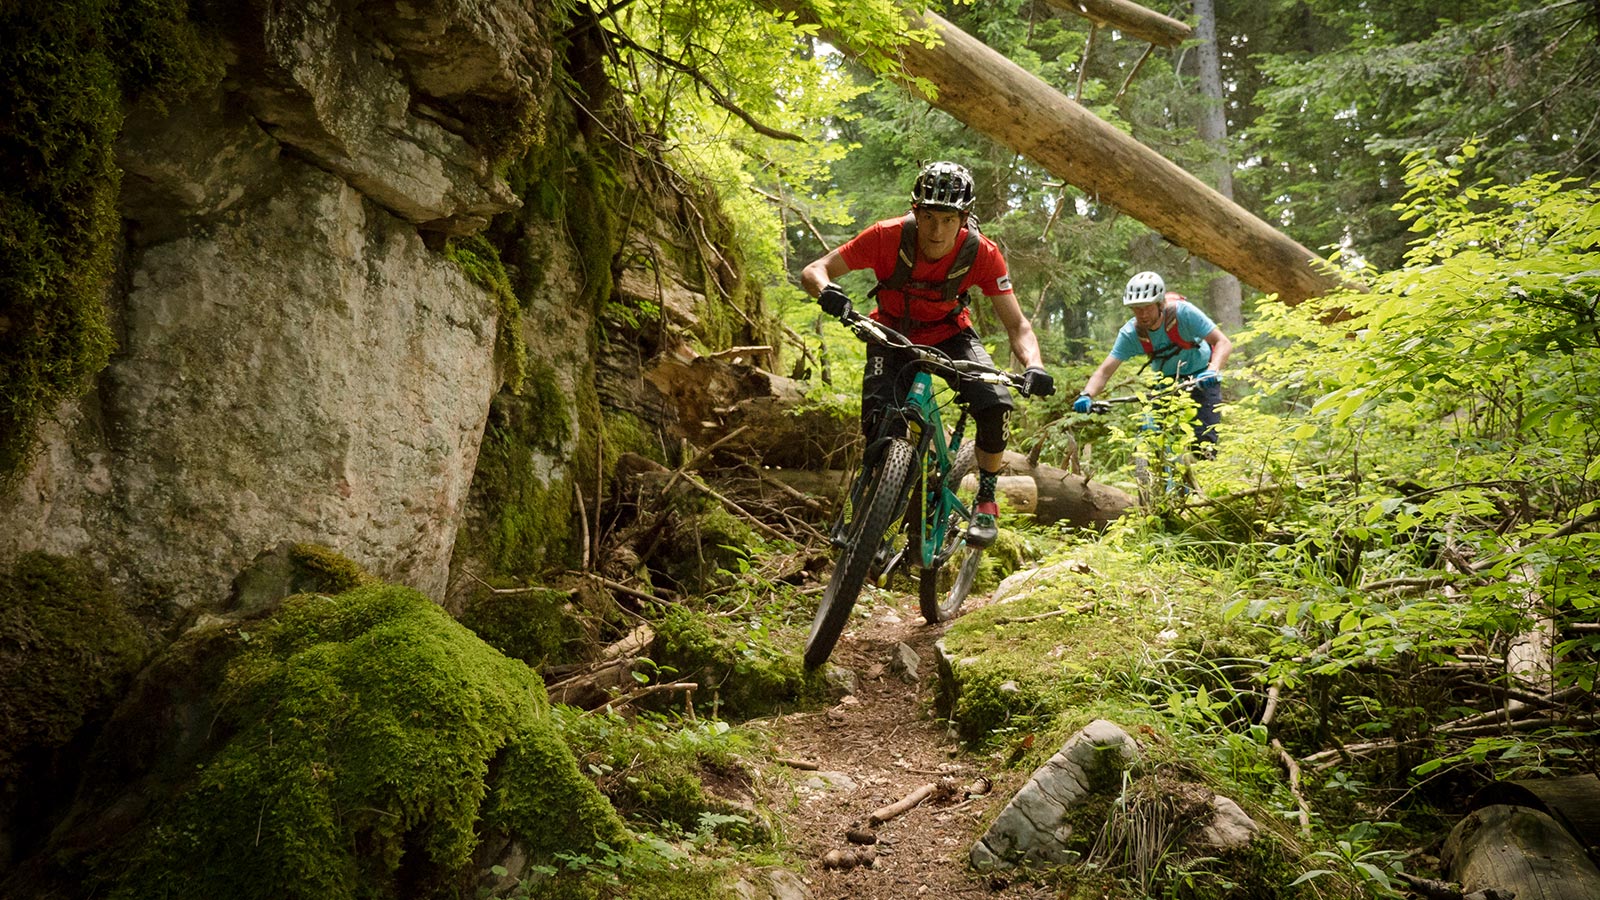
[830,313,1014,577]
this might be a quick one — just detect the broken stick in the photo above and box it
[868,782,937,826]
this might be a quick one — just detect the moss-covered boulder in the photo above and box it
[0,553,150,783]
[459,584,588,669]
[649,606,816,720]
[100,584,625,900]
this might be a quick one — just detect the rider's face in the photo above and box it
[913,208,964,260]
[1130,300,1164,328]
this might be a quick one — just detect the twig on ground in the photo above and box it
[869,783,938,826]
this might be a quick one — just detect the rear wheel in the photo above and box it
[806,439,915,669]
[918,440,982,624]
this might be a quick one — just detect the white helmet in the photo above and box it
[1123,271,1166,306]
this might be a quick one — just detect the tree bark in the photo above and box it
[1040,0,1191,48]
[777,4,1345,303]
[1443,804,1600,900]
[1192,0,1244,328]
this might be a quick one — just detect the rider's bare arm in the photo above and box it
[987,291,1044,370]
[1081,354,1123,398]
[1202,328,1232,374]
[801,251,852,298]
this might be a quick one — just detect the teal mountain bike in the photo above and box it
[804,310,1037,670]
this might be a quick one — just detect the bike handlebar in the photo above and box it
[1088,377,1200,414]
[838,309,1033,395]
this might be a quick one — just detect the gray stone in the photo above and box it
[1194,794,1259,850]
[887,642,920,682]
[970,719,1141,870]
[733,867,811,900]
[803,771,858,793]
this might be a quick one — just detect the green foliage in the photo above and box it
[109,584,625,900]
[554,706,764,840]
[649,605,816,720]
[0,552,151,780]
[0,0,219,482]
[1236,1,1597,268]
[459,585,588,669]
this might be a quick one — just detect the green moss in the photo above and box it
[603,408,665,468]
[467,368,581,578]
[554,706,765,843]
[0,0,219,482]
[108,584,625,900]
[658,504,760,595]
[459,585,586,669]
[649,606,816,720]
[287,543,374,594]
[0,552,151,780]
[445,234,526,392]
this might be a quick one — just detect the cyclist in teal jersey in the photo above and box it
[1071,272,1233,455]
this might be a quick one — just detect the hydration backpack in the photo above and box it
[1136,294,1199,365]
[868,213,982,334]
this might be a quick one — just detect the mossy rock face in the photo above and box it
[0,0,219,481]
[105,584,625,900]
[0,553,151,782]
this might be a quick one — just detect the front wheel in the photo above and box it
[806,439,915,669]
[918,440,982,624]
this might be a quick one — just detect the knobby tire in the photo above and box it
[805,439,915,669]
[918,440,982,624]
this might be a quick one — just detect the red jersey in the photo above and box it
[839,216,1012,345]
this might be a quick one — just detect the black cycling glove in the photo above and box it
[1022,366,1056,397]
[818,283,851,319]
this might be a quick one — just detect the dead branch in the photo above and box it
[1272,738,1312,836]
[775,757,820,771]
[746,464,829,514]
[868,782,938,826]
[680,471,789,543]
[704,345,772,359]
[594,680,700,715]
[1260,682,1281,728]
[611,35,804,142]
[991,604,1094,625]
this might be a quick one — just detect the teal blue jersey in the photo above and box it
[1110,300,1216,378]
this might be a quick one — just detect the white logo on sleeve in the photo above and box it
[996,275,1013,292]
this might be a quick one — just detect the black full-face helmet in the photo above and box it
[911,161,975,214]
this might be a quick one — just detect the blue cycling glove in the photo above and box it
[1072,394,1093,414]
[1194,370,1221,387]
[817,283,851,319]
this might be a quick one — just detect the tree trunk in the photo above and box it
[1443,804,1600,900]
[1040,0,1191,47]
[762,454,1135,530]
[1192,0,1244,328]
[777,4,1345,303]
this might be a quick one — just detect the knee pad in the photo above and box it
[974,407,1010,454]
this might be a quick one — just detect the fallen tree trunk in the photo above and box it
[1040,0,1191,47]
[1443,804,1600,900]
[775,4,1343,303]
[763,453,1134,530]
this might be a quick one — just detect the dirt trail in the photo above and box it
[757,589,1049,900]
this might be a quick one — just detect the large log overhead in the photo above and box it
[889,10,1342,303]
[1043,0,1191,47]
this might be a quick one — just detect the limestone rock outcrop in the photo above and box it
[0,0,553,607]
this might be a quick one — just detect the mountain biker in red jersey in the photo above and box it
[800,161,1055,548]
